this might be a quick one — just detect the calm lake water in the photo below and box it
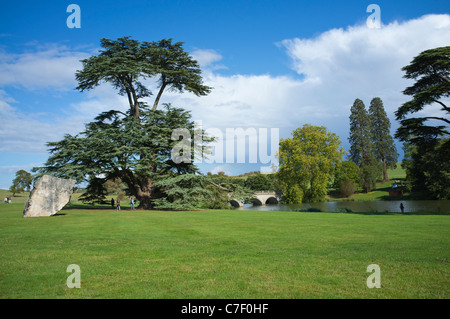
[235,200,450,213]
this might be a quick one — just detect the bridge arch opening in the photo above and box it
[229,199,241,208]
[251,198,263,206]
[265,197,279,205]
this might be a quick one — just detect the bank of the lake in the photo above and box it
[236,199,450,214]
[236,166,450,214]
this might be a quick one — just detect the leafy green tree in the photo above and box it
[152,173,254,209]
[34,105,214,209]
[348,99,373,166]
[152,174,217,209]
[339,180,356,198]
[359,154,380,193]
[401,139,450,199]
[10,170,33,194]
[244,173,274,191]
[78,177,108,205]
[77,177,127,206]
[35,37,214,209]
[277,124,344,203]
[203,183,232,209]
[417,139,450,199]
[368,97,398,182]
[282,184,304,204]
[104,177,127,196]
[333,160,360,188]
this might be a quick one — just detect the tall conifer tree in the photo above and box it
[348,98,378,192]
[348,99,372,166]
[34,37,213,209]
[368,97,398,182]
[395,46,450,198]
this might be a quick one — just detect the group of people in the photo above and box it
[4,197,12,204]
[110,197,135,211]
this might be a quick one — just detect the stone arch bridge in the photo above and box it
[229,191,282,208]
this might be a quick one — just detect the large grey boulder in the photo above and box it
[23,175,76,217]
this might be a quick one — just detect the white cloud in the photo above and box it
[0,43,127,155]
[278,14,450,120]
[191,49,226,71]
[0,43,90,90]
[0,163,41,176]
[0,95,83,154]
[170,14,450,154]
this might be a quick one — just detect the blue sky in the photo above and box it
[0,0,449,189]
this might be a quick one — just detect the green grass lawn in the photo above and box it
[0,202,448,299]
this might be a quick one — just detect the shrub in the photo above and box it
[340,180,356,198]
[282,184,304,204]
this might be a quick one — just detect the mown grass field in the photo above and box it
[0,199,448,299]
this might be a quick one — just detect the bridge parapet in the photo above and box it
[230,190,282,207]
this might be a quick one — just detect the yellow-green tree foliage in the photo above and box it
[278,124,344,203]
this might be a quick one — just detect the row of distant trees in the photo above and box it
[79,171,276,207]
[347,96,398,193]
[9,39,449,206]
[275,96,399,203]
[277,46,449,202]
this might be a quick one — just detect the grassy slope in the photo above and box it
[0,203,448,299]
[328,164,410,201]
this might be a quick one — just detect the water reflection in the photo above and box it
[235,200,450,214]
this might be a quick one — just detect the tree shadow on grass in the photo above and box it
[63,203,115,210]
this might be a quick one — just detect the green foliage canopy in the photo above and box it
[348,98,373,166]
[333,160,360,188]
[75,37,212,119]
[243,173,274,191]
[277,124,344,203]
[396,46,450,199]
[395,46,450,145]
[369,97,398,181]
[10,170,33,194]
[34,105,214,209]
[401,139,450,199]
[348,98,386,191]
[35,37,218,209]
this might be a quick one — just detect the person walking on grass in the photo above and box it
[116,198,121,212]
[400,203,404,213]
[130,197,135,211]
